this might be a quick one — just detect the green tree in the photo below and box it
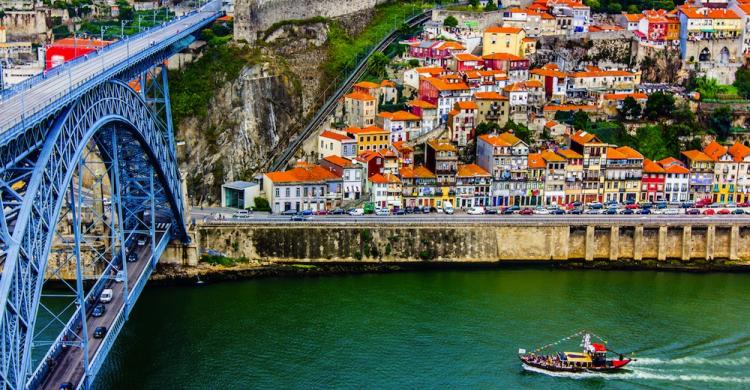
[253,197,270,211]
[709,106,733,141]
[476,121,502,136]
[367,52,390,80]
[469,0,480,7]
[443,15,458,28]
[484,0,498,11]
[606,2,622,13]
[506,120,534,144]
[618,96,641,120]
[584,0,601,11]
[571,110,591,130]
[644,92,675,120]
[626,5,639,13]
[635,125,671,160]
[734,66,750,99]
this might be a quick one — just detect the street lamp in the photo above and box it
[120,19,132,39]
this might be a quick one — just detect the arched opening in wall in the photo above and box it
[719,47,730,64]
[699,47,711,62]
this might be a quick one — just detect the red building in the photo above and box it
[354,150,384,178]
[641,159,666,202]
[453,53,483,72]
[45,38,112,69]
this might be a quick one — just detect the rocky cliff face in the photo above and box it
[178,63,303,204]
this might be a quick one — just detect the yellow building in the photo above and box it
[344,91,377,128]
[482,26,527,58]
[346,126,390,154]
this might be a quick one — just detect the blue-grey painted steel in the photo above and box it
[0,12,207,381]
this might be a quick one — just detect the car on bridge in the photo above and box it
[93,326,107,339]
[100,289,113,303]
[92,304,106,318]
[127,251,137,263]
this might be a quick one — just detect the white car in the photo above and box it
[662,208,679,215]
[114,271,126,283]
[443,201,454,215]
[533,207,550,215]
[375,208,390,216]
[348,208,364,216]
[137,238,146,246]
[467,206,485,215]
[100,289,113,303]
[232,210,251,219]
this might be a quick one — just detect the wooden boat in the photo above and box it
[519,332,633,373]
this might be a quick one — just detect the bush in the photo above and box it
[443,15,458,28]
[253,197,271,211]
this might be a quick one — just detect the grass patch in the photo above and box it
[201,254,250,266]
[290,264,318,269]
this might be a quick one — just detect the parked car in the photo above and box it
[519,208,534,215]
[92,303,106,317]
[619,208,634,215]
[467,206,485,215]
[114,270,125,283]
[301,209,313,216]
[422,206,431,213]
[702,209,715,215]
[637,208,652,215]
[348,208,364,216]
[231,210,252,219]
[663,208,679,215]
[681,202,695,209]
[93,326,107,339]
[731,208,746,214]
[718,209,731,215]
[315,209,329,216]
[137,238,146,246]
[568,208,583,215]
[604,208,617,215]
[290,213,309,221]
[330,208,345,215]
[738,202,750,208]
[587,202,603,209]
[60,382,74,390]
[100,288,113,304]
[533,207,550,215]
[686,208,701,215]
[127,251,137,263]
[640,202,654,209]
[625,203,639,210]
[571,201,583,208]
[443,201,454,215]
[584,209,602,215]
[550,208,566,215]
[281,209,297,215]
[404,207,415,214]
[393,208,405,215]
[655,202,668,209]
[484,207,498,215]
[375,208,390,216]
[503,205,520,214]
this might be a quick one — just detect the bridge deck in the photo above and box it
[41,227,170,389]
[0,5,218,133]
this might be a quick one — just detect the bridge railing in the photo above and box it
[0,7,222,134]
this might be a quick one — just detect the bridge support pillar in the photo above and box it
[585,225,595,261]
[730,225,739,261]
[657,226,668,261]
[682,226,692,261]
[706,225,715,261]
[633,226,643,261]
[609,226,619,261]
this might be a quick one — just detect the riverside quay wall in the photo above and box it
[165,221,750,265]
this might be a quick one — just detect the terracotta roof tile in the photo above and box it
[427,139,458,152]
[322,155,353,167]
[344,91,376,101]
[557,148,583,159]
[528,153,546,168]
[682,149,713,162]
[408,99,437,109]
[399,166,436,179]
[728,141,750,162]
[319,130,354,142]
[265,165,340,183]
[485,26,524,34]
[457,164,491,178]
[643,159,665,173]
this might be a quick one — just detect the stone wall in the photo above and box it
[233,0,388,42]
[192,222,750,264]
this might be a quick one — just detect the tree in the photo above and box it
[443,15,458,28]
[643,92,675,120]
[709,106,733,141]
[484,0,498,11]
[476,121,502,136]
[408,59,420,67]
[618,96,641,120]
[253,197,270,211]
[367,52,390,80]
[571,110,591,130]
[635,125,671,160]
[469,0,480,7]
[734,66,750,99]
[506,120,534,144]
[606,2,622,13]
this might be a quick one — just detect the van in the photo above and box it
[100,288,113,303]
[232,210,251,219]
[443,201,454,215]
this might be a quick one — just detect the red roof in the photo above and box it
[592,343,606,352]
[319,130,353,142]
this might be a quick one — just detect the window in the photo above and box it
[275,188,280,197]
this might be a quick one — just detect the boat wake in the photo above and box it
[522,364,750,384]
[633,356,750,367]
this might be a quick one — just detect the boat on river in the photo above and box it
[519,332,633,373]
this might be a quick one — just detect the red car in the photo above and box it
[315,210,329,215]
[703,209,715,215]
[625,204,639,210]
[738,202,750,208]
[718,209,731,215]
[519,208,534,215]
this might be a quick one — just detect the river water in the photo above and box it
[95,269,750,389]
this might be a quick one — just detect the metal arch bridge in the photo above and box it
[0,3,222,389]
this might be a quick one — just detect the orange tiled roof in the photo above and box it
[265,165,340,183]
[380,80,396,87]
[344,91,375,101]
[393,141,413,153]
[322,155,353,167]
[540,150,565,162]
[524,79,543,88]
[503,82,527,92]
[399,165,436,179]
[606,147,627,160]
[347,126,388,135]
[531,67,567,78]
[319,130,354,142]
[408,99,437,109]
[678,6,740,19]
[570,130,602,145]
[703,140,727,160]
[602,92,648,100]
[643,159,665,173]
[545,120,560,128]
[427,139,458,152]
[369,173,401,184]
[557,148,583,159]
[378,110,421,121]
[682,149,713,162]
[528,153,546,169]
[621,12,644,22]
[728,141,750,162]
[356,150,382,163]
[50,38,111,48]
[475,91,508,100]
[570,69,634,78]
[544,104,598,112]
[478,132,522,147]
[424,77,470,91]
[415,66,445,76]
[485,26,524,34]
[354,81,381,89]
[440,41,466,50]
[455,101,477,110]
[664,164,690,174]
[454,53,483,61]
[658,156,683,167]
[616,146,643,159]
[457,163,490,178]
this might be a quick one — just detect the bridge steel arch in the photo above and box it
[0,79,187,389]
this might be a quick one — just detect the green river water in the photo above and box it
[94,268,750,389]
